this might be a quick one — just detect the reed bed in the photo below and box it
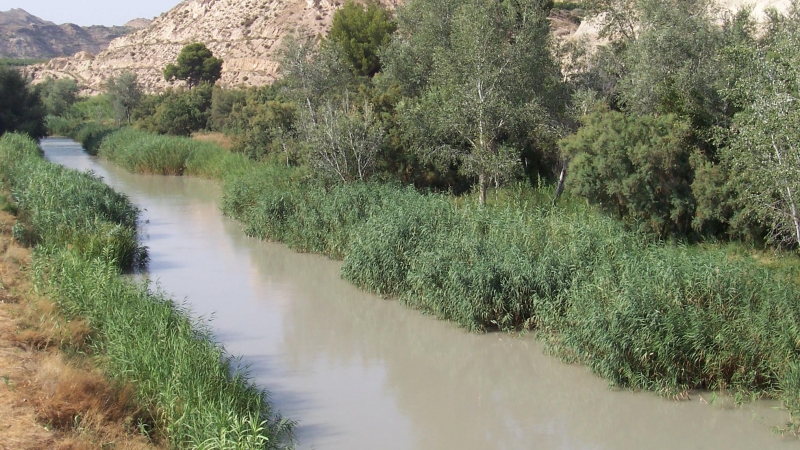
[34,249,292,448]
[0,133,142,267]
[98,128,250,179]
[0,132,292,448]
[221,157,800,429]
[72,128,800,431]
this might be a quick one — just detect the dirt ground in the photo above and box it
[0,208,163,450]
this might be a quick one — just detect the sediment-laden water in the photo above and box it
[42,137,799,449]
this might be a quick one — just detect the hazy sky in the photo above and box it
[0,0,181,26]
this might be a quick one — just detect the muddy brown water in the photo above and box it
[42,137,799,449]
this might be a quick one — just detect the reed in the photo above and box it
[0,133,293,448]
[34,249,293,448]
[98,128,250,179]
[70,127,800,432]
[0,133,142,267]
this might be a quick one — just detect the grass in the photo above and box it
[0,132,293,448]
[98,128,251,180]
[0,58,48,67]
[0,133,142,268]
[65,126,800,434]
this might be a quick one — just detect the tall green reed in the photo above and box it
[34,249,293,448]
[76,126,800,433]
[0,132,293,448]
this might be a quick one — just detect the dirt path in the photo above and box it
[0,208,162,450]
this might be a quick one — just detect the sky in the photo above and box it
[0,0,181,26]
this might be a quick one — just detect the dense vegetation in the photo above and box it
[90,122,800,433]
[0,133,292,448]
[0,67,46,139]
[35,0,800,436]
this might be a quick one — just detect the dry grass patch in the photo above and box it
[192,131,233,150]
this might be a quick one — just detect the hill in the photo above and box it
[25,0,400,93]
[0,8,139,59]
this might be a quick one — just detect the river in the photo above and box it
[41,137,799,449]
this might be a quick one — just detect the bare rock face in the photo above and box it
[0,8,135,59]
[123,18,153,29]
[25,0,401,93]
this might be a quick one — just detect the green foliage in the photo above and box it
[0,58,48,67]
[34,250,293,448]
[36,77,80,117]
[209,86,247,132]
[279,36,359,109]
[718,8,800,247]
[0,132,292,447]
[618,0,725,132]
[0,67,46,139]
[560,110,695,237]
[164,42,224,88]
[328,1,397,77]
[106,71,143,125]
[385,0,563,203]
[0,133,141,267]
[68,121,118,155]
[98,127,250,179]
[137,84,213,136]
[225,87,298,161]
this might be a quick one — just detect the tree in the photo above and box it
[721,7,800,246]
[0,67,46,139]
[106,71,143,124]
[299,98,385,183]
[328,0,397,77]
[386,0,561,204]
[138,84,213,136]
[164,43,224,89]
[36,77,79,117]
[560,109,695,237]
[279,36,357,112]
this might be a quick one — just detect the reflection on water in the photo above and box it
[43,138,799,449]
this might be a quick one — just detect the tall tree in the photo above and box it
[0,67,46,139]
[164,43,224,89]
[328,0,397,77]
[106,71,143,124]
[386,0,561,204]
[721,7,800,246]
[37,77,79,117]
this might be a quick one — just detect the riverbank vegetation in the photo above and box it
[32,0,800,436]
[0,133,293,448]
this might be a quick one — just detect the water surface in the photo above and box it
[42,137,798,449]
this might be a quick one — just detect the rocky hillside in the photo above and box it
[26,0,400,93]
[24,0,790,94]
[0,9,139,59]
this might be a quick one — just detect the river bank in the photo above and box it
[0,133,293,449]
[0,200,163,449]
[40,134,800,448]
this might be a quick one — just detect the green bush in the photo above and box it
[137,84,213,136]
[0,67,46,139]
[560,110,696,237]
